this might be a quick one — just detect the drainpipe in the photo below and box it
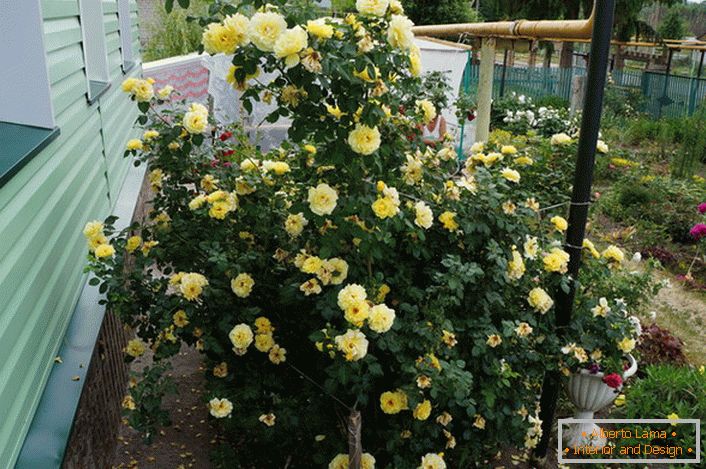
[535,0,616,457]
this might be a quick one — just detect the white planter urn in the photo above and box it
[564,354,637,448]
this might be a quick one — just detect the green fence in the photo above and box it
[462,63,706,118]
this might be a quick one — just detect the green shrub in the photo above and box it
[331,0,356,12]
[143,0,210,61]
[534,95,569,110]
[402,0,481,25]
[613,365,705,461]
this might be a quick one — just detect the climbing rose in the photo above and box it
[698,202,706,214]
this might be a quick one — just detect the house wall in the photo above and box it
[0,0,141,466]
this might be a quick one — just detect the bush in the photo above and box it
[490,93,577,137]
[89,3,652,467]
[142,0,212,61]
[402,0,481,25]
[637,323,688,368]
[614,365,706,461]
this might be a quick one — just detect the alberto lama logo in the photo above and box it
[558,418,701,464]
[568,428,688,458]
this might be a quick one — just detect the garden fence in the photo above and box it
[462,63,706,119]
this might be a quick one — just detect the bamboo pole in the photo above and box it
[476,37,496,143]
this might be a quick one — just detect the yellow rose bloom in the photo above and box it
[306,18,334,39]
[501,145,517,155]
[379,389,408,414]
[501,167,521,184]
[200,174,219,192]
[543,248,570,273]
[368,304,395,333]
[414,201,433,229]
[189,195,207,210]
[122,395,136,410]
[337,284,367,311]
[372,196,399,219]
[180,272,208,301]
[83,220,104,240]
[126,139,143,151]
[550,215,568,232]
[274,26,308,68]
[125,338,146,358]
[213,362,228,378]
[334,329,369,361]
[248,11,287,52]
[284,212,308,237]
[515,155,534,166]
[95,243,115,258]
[254,316,273,334]
[329,454,349,469]
[121,77,139,93]
[596,140,609,154]
[173,309,189,327]
[325,103,346,119]
[356,0,390,16]
[420,453,446,469]
[263,160,291,175]
[300,278,322,296]
[157,85,174,98]
[202,14,250,54]
[143,130,159,141]
[507,247,525,280]
[344,300,371,326]
[269,344,287,364]
[301,256,323,274]
[254,333,275,352]
[602,245,625,265]
[183,109,208,134]
[617,337,636,354]
[438,211,459,232]
[551,132,572,146]
[486,334,502,348]
[307,183,338,216]
[413,399,432,420]
[582,238,601,259]
[132,80,154,102]
[229,323,254,351]
[523,235,539,259]
[348,124,381,155]
[416,99,437,124]
[515,322,533,337]
[208,398,233,418]
[528,287,554,314]
[387,14,414,50]
[473,414,486,429]
[125,235,142,253]
[231,273,255,298]
[409,47,422,77]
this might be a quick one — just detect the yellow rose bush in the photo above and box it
[84,1,660,467]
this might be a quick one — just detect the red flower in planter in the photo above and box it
[222,149,235,157]
[602,373,623,389]
[220,131,233,141]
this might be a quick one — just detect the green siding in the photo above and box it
[0,0,141,466]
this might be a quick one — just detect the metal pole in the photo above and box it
[500,49,509,97]
[476,37,496,142]
[658,48,673,119]
[535,0,616,458]
[698,50,704,79]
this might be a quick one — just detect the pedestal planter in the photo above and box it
[564,355,637,448]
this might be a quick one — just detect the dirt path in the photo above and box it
[111,346,215,469]
[646,271,706,366]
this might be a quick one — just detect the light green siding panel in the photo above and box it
[42,0,80,20]
[44,19,82,53]
[0,118,103,263]
[51,70,89,115]
[47,43,85,84]
[0,0,143,464]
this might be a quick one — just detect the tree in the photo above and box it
[658,7,687,40]
[402,0,481,25]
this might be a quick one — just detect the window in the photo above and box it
[117,0,136,72]
[79,0,110,103]
[0,0,60,187]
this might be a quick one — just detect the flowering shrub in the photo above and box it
[84,1,652,467]
[490,93,578,137]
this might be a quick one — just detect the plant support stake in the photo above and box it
[535,0,616,458]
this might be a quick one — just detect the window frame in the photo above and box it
[78,0,111,103]
[117,0,136,73]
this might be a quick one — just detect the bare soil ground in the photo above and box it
[111,346,215,469]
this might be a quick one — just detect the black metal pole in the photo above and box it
[658,48,673,119]
[697,50,704,79]
[500,48,508,97]
[534,0,616,458]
